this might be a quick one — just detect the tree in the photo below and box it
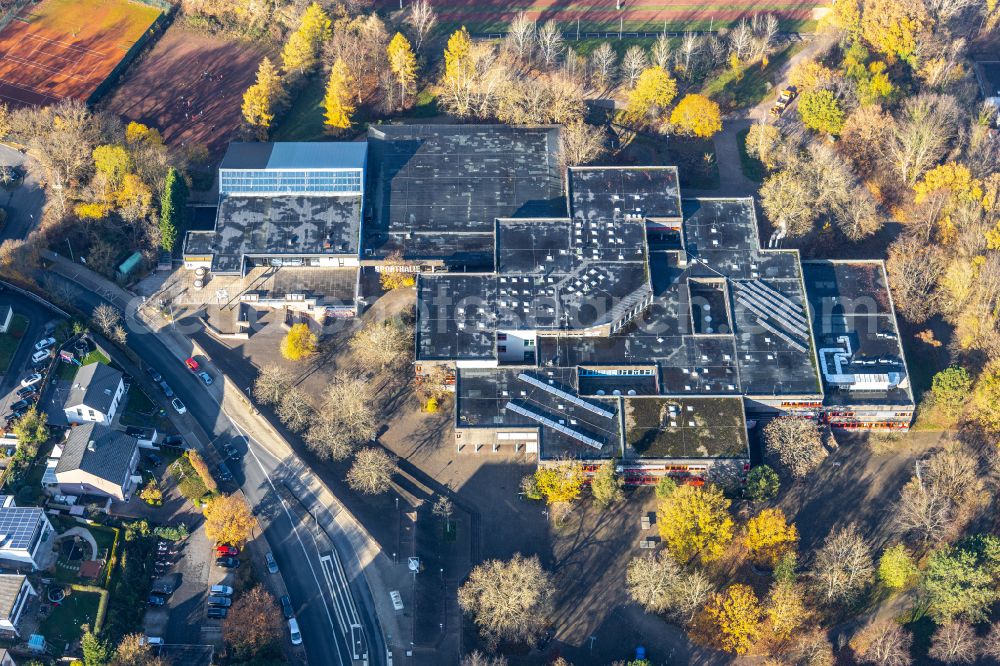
[405,0,437,52]
[504,11,535,62]
[379,250,417,290]
[347,447,396,495]
[432,495,454,527]
[93,144,132,190]
[12,406,48,455]
[972,360,1000,432]
[444,26,473,82]
[252,364,292,406]
[810,524,874,604]
[204,494,255,546]
[877,544,917,590]
[884,93,961,186]
[861,0,930,65]
[534,461,584,505]
[655,475,677,499]
[112,632,161,666]
[852,620,912,666]
[622,66,677,128]
[651,34,671,69]
[461,653,508,666]
[626,551,712,622]
[982,623,1000,662]
[82,629,112,666]
[281,322,317,361]
[590,460,623,507]
[746,465,780,502]
[588,43,617,90]
[281,3,332,78]
[159,167,186,252]
[744,123,781,171]
[277,387,313,432]
[670,94,722,138]
[350,317,411,369]
[898,445,985,544]
[744,508,798,567]
[536,20,563,68]
[386,32,417,109]
[764,417,826,479]
[621,45,648,88]
[657,483,734,564]
[765,580,806,640]
[323,59,355,132]
[185,450,218,493]
[223,585,283,660]
[139,479,162,505]
[928,622,978,664]
[92,303,124,339]
[922,534,1000,623]
[886,236,943,321]
[457,554,554,645]
[700,584,763,655]
[305,373,377,460]
[798,90,845,135]
[791,627,835,666]
[242,58,286,139]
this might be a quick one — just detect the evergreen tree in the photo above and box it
[323,59,355,132]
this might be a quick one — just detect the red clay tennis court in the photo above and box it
[0,0,161,108]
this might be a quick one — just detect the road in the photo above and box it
[0,145,44,243]
[40,266,383,666]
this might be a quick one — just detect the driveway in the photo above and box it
[0,145,44,242]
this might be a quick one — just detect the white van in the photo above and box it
[288,618,302,645]
[210,584,234,596]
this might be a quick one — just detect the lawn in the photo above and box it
[167,453,213,505]
[701,39,808,112]
[56,349,112,381]
[40,589,101,646]
[272,74,329,142]
[0,314,29,373]
[736,126,767,182]
[119,384,172,431]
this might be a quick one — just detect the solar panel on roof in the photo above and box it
[0,507,44,550]
[504,401,603,449]
[516,373,615,418]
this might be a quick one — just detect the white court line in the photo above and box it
[19,31,107,56]
[234,418,345,666]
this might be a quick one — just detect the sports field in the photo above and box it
[381,0,823,33]
[0,0,161,107]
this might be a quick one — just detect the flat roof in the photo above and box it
[569,167,682,222]
[220,142,367,171]
[456,368,622,459]
[416,274,497,361]
[623,396,748,459]
[366,125,563,264]
[197,194,362,273]
[802,260,913,407]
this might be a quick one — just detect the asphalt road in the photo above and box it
[40,271,369,666]
[0,146,44,243]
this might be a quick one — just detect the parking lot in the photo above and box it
[0,293,64,429]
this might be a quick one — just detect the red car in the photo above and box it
[216,545,239,556]
[185,357,200,372]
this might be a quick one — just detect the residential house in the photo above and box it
[0,575,35,637]
[0,496,53,570]
[63,363,125,426]
[54,424,140,502]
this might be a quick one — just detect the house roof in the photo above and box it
[220,142,368,171]
[0,505,44,551]
[64,363,122,415]
[56,423,138,486]
[0,575,26,620]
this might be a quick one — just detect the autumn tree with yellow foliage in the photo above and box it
[744,508,799,567]
[443,27,474,84]
[533,461,584,505]
[860,0,931,66]
[765,581,807,640]
[669,94,723,138]
[379,250,416,290]
[281,2,332,79]
[698,584,763,655]
[323,59,355,132]
[204,494,256,546]
[386,32,417,111]
[281,322,318,361]
[242,58,287,139]
[657,483,734,564]
[621,66,678,128]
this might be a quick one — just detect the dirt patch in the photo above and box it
[0,0,161,107]
[103,25,269,160]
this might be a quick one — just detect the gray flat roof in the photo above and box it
[623,396,748,459]
[201,194,362,273]
[569,167,682,222]
[802,260,913,407]
[366,124,563,264]
[220,142,367,171]
[417,274,497,361]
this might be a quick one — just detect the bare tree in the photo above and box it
[405,0,437,52]
[853,620,912,666]
[883,93,962,185]
[897,445,986,544]
[558,120,606,171]
[350,316,413,370]
[651,34,671,69]
[982,622,1000,662]
[810,524,874,604]
[835,187,882,241]
[929,622,978,664]
[536,21,563,68]
[252,364,293,406]
[111,324,127,346]
[760,160,819,238]
[505,11,536,62]
[457,554,554,646]
[588,42,617,91]
[886,236,944,322]
[92,303,122,339]
[325,15,390,105]
[346,447,396,495]
[461,653,508,666]
[751,13,779,61]
[304,419,354,461]
[763,417,827,479]
[677,32,703,77]
[277,387,313,432]
[728,18,754,63]
[621,45,648,88]
[625,551,712,623]
[897,477,953,545]
[791,627,835,666]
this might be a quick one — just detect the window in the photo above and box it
[219,168,363,195]
[88,409,95,418]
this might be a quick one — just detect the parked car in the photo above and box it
[222,444,239,460]
[9,399,31,412]
[20,373,42,388]
[171,398,186,414]
[162,435,184,447]
[147,593,168,606]
[210,584,234,596]
[265,551,278,574]
[146,366,162,383]
[207,595,232,608]
[185,357,199,372]
[143,453,162,466]
[215,556,240,569]
[30,350,50,364]
[153,582,174,595]
[207,607,228,619]
[288,618,302,645]
[216,545,238,557]
[280,595,294,619]
[217,462,233,482]
[159,381,174,397]
[33,337,55,351]
[198,371,213,385]
[15,386,36,399]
